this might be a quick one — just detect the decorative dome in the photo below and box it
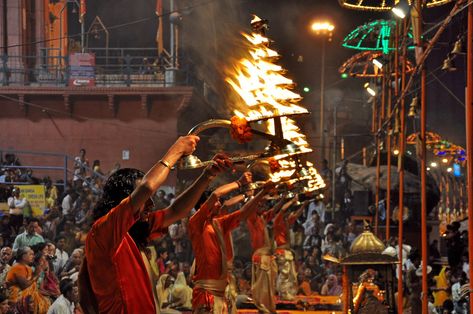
[350,223,385,255]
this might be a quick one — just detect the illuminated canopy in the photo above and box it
[342,20,415,54]
[339,0,453,11]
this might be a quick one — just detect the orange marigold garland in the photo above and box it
[268,157,281,173]
[230,116,253,144]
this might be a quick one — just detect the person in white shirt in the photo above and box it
[73,148,89,187]
[307,200,326,224]
[303,211,321,237]
[7,187,28,233]
[48,278,78,314]
[53,236,69,275]
[61,195,72,216]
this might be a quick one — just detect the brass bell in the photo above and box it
[408,96,418,117]
[451,39,463,55]
[441,55,457,72]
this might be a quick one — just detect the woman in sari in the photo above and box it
[5,247,51,313]
[170,272,192,310]
[156,274,173,310]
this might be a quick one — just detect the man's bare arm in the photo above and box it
[130,136,199,217]
[162,154,233,227]
[238,182,274,220]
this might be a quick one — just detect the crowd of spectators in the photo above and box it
[0,152,470,313]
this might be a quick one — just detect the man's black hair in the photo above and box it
[59,278,75,295]
[31,242,47,254]
[26,217,40,225]
[93,168,144,221]
[194,191,211,211]
[157,247,168,257]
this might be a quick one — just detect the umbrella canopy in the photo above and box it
[346,163,422,193]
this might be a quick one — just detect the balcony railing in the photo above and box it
[0,47,191,87]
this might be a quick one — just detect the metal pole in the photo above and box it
[466,1,473,313]
[386,64,393,241]
[320,39,326,163]
[170,0,175,67]
[420,66,428,314]
[397,18,408,314]
[414,0,429,311]
[332,104,337,221]
[64,155,68,188]
[81,18,85,52]
[374,108,381,235]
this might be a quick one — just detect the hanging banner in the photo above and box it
[14,185,46,216]
[69,52,96,86]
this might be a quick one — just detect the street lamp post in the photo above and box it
[310,21,334,164]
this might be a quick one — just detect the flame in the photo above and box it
[305,161,326,191]
[269,159,296,182]
[226,32,308,122]
[226,18,321,188]
[251,15,262,25]
[268,117,311,154]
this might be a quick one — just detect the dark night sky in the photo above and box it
[80,0,468,155]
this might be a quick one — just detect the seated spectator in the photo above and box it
[12,218,44,253]
[5,247,51,311]
[320,274,342,296]
[42,206,61,242]
[59,249,83,282]
[58,220,77,255]
[33,249,60,299]
[0,247,12,292]
[170,272,192,310]
[52,237,68,276]
[74,222,90,248]
[298,268,315,296]
[47,278,78,314]
[0,216,14,247]
[156,247,169,275]
[156,274,174,310]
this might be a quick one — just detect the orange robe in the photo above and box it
[189,200,242,311]
[83,196,167,313]
[247,212,267,252]
[247,211,277,313]
[273,212,297,248]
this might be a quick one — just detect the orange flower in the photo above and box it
[268,157,281,173]
[230,116,253,144]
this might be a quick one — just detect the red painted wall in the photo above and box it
[0,95,183,185]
